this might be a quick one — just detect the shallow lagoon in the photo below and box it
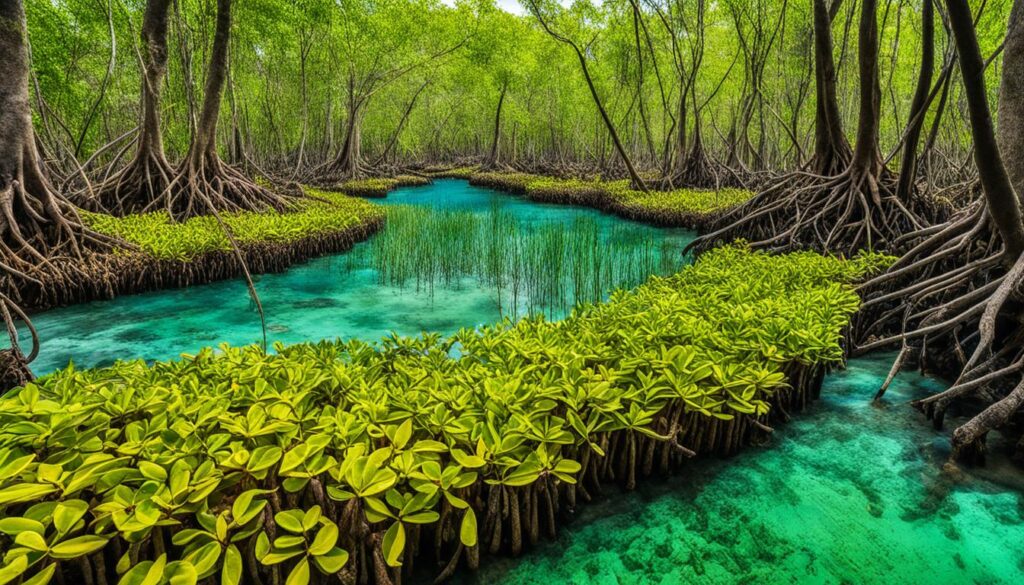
[21,179,1024,583]
[25,179,693,373]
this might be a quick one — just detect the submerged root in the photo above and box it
[857,195,1024,465]
[690,166,927,255]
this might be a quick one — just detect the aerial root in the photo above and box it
[857,195,1024,464]
[689,166,925,255]
[137,154,296,221]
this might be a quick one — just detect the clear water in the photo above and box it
[453,357,1024,585]
[22,179,695,374]
[20,180,1024,583]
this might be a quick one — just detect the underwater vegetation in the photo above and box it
[0,246,889,585]
[351,204,684,317]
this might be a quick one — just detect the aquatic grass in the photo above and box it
[0,246,890,585]
[353,204,682,317]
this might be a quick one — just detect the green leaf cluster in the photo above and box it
[0,245,891,584]
[83,189,384,261]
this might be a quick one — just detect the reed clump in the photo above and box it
[353,204,683,317]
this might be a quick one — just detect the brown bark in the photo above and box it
[947,0,1024,256]
[895,0,934,202]
[998,0,1024,199]
[528,0,648,191]
[812,0,851,175]
[158,0,291,220]
[95,0,174,214]
[484,81,509,169]
[0,0,118,388]
[849,0,883,176]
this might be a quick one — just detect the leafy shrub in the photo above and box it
[85,189,384,261]
[334,178,401,198]
[467,172,755,227]
[424,166,478,179]
[0,246,890,584]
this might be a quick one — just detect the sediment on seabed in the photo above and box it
[19,217,385,312]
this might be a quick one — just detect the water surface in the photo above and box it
[20,179,1024,584]
[25,179,694,373]
[453,357,1024,585]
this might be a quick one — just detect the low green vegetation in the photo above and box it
[85,189,384,261]
[423,166,478,179]
[0,245,890,585]
[354,204,683,316]
[470,172,755,226]
[334,175,431,198]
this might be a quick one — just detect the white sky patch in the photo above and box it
[440,0,581,17]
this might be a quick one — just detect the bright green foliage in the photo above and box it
[603,181,756,216]
[83,189,384,261]
[472,172,755,223]
[0,246,890,583]
[334,176,429,197]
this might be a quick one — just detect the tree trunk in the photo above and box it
[0,0,117,387]
[812,0,851,175]
[190,0,231,164]
[947,0,1024,256]
[160,0,291,219]
[95,0,174,214]
[849,0,883,177]
[998,0,1024,199]
[376,80,428,167]
[895,0,934,202]
[485,81,508,169]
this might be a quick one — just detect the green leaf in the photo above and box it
[381,522,405,567]
[274,510,305,534]
[0,483,57,506]
[22,563,55,585]
[0,517,45,536]
[182,541,221,578]
[222,545,243,585]
[0,556,29,585]
[164,561,198,585]
[53,500,89,535]
[14,531,48,552]
[50,535,109,559]
[459,508,478,547]
[285,559,310,585]
[308,523,338,556]
[117,554,166,585]
[312,547,349,574]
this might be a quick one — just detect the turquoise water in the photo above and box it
[23,179,694,374]
[21,179,1024,583]
[454,357,1024,585]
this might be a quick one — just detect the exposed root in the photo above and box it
[89,146,175,215]
[691,165,927,255]
[856,195,1024,464]
[147,151,295,221]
